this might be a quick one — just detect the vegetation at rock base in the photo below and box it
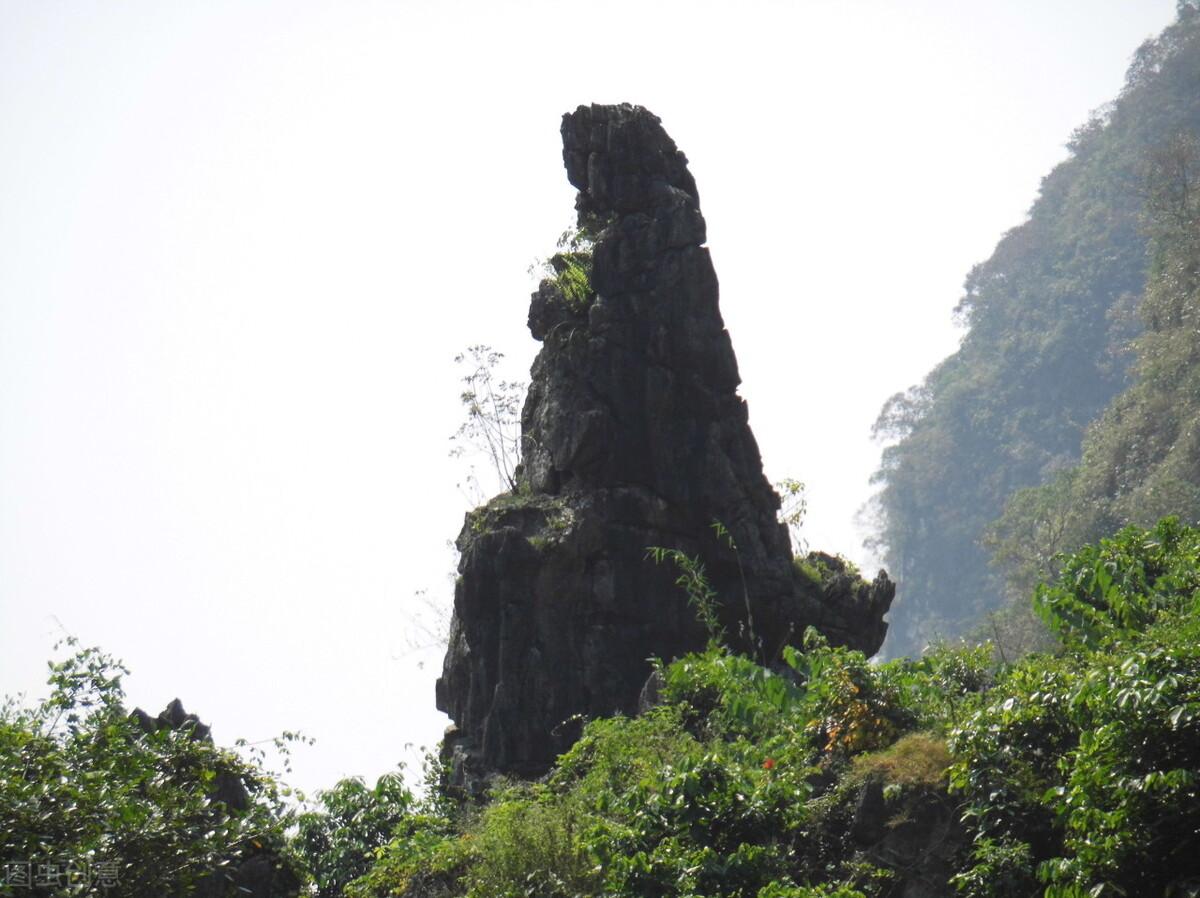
[293,519,1200,898]
[868,0,1200,657]
[9,520,1200,896]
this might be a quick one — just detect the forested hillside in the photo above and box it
[870,1,1200,656]
[987,132,1200,598]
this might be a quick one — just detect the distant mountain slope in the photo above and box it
[986,131,1200,599]
[870,2,1200,657]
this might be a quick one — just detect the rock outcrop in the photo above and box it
[436,103,893,790]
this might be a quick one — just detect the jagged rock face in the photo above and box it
[436,104,893,787]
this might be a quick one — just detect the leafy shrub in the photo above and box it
[948,653,1085,881]
[950,838,1039,898]
[951,520,1200,897]
[659,647,802,740]
[782,635,900,756]
[874,641,995,732]
[756,883,866,898]
[294,771,416,897]
[0,640,301,897]
[1040,612,1200,897]
[343,814,466,898]
[585,748,803,898]
[464,785,597,898]
[1034,516,1200,649]
[550,707,702,807]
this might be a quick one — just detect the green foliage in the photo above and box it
[350,524,1200,897]
[870,7,1200,656]
[950,838,1039,898]
[464,785,597,898]
[294,771,416,898]
[587,750,801,898]
[647,545,726,644]
[0,640,300,897]
[343,814,466,898]
[1042,614,1200,897]
[874,641,994,732]
[550,707,703,806]
[948,657,1078,860]
[794,558,825,588]
[531,224,601,316]
[781,635,900,756]
[792,553,861,593]
[950,521,1200,898]
[756,884,865,898]
[658,633,913,759]
[549,252,594,313]
[987,133,1200,601]
[1034,516,1200,649]
[659,648,804,740]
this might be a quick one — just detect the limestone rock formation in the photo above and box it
[436,103,893,790]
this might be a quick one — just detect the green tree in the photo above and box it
[293,772,415,898]
[951,519,1200,898]
[0,640,301,897]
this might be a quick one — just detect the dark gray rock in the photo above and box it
[851,776,889,846]
[436,103,893,786]
[130,698,246,811]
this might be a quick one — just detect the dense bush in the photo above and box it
[348,628,990,898]
[950,520,1200,898]
[341,520,1200,898]
[295,772,418,898]
[1033,516,1200,649]
[0,640,302,897]
[12,520,1200,897]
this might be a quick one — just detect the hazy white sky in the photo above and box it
[0,0,1178,796]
